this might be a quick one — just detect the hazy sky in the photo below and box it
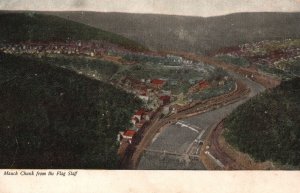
[1,0,300,17]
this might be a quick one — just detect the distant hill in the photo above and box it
[224,78,300,167]
[0,53,142,169]
[48,11,300,54]
[0,12,146,51]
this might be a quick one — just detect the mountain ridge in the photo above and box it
[42,11,300,54]
[0,12,146,51]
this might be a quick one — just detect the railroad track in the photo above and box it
[120,52,260,169]
[120,78,250,169]
[209,121,244,169]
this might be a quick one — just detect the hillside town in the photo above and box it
[214,39,300,76]
[116,75,232,146]
[116,77,172,145]
[0,40,132,59]
[0,40,234,153]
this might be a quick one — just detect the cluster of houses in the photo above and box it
[118,108,156,144]
[216,39,300,72]
[116,74,231,144]
[118,77,171,109]
[117,77,173,144]
[113,50,195,66]
[0,40,128,58]
[165,54,194,65]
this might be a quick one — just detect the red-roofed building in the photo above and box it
[199,81,210,90]
[121,130,136,140]
[151,79,165,89]
[138,93,149,102]
[159,95,171,105]
[133,109,146,121]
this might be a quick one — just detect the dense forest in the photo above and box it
[0,53,142,168]
[224,78,300,167]
[0,13,146,51]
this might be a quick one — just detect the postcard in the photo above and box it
[0,1,300,192]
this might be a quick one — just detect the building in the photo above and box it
[120,130,136,144]
[121,130,136,139]
[132,109,146,122]
[159,95,171,106]
[218,80,225,86]
[170,80,178,86]
[161,90,171,96]
[188,80,210,93]
[150,79,165,89]
[138,93,149,102]
[162,106,170,115]
[131,117,139,125]
[199,81,210,90]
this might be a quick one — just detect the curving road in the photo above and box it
[138,71,265,169]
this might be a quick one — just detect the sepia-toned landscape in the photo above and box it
[0,3,299,170]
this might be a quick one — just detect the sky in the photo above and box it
[0,0,300,17]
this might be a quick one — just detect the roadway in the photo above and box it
[137,71,265,169]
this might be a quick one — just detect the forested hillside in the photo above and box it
[50,11,300,54]
[0,12,146,51]
[0,53,142,168]
[224,78,300,167]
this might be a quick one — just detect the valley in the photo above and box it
[0,11,299,170]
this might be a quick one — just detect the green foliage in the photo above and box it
[0,54,142,169]
[192,81,235,101]
[38,55,120,81]
[0,13,146,51]
[287,58,300,77]
[113,62,215,94]
[224,78,300,166]
[257,64,292,79]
